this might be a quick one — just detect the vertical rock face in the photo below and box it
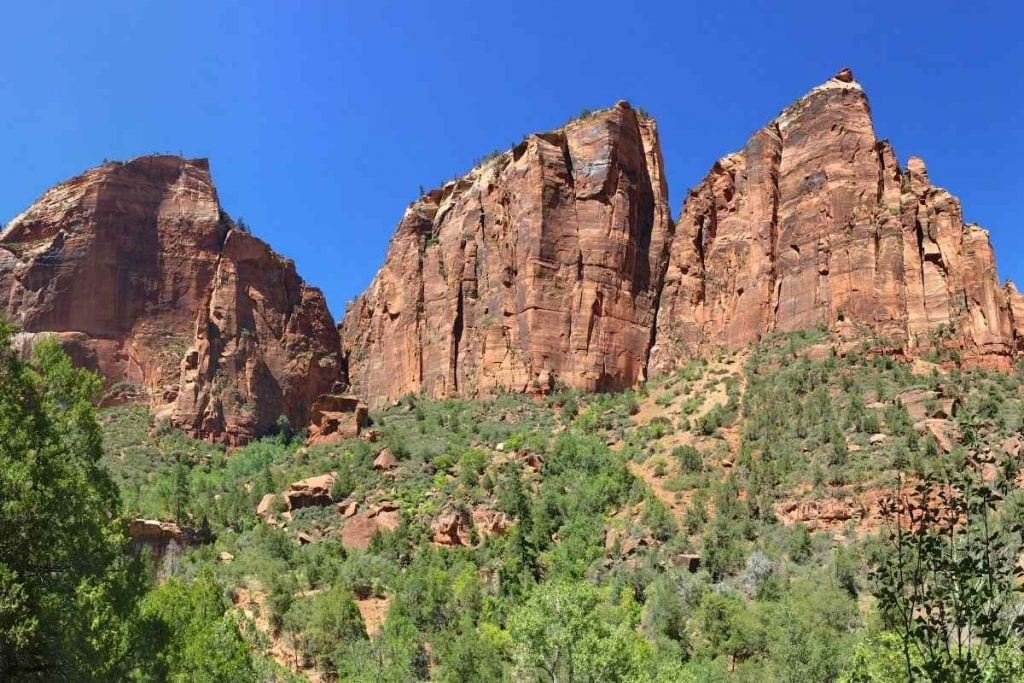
[342,102,673,408]
[0,155,342,443]
[650,69,1022,372]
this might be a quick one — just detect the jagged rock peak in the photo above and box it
[342,102,673,408]
[0,155,343,444]
[651,69,1023,373]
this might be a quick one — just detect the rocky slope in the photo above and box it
[0,155,342,443]
[650,68,1023,372]
[347,69,1024,407]
[342,101,673,408]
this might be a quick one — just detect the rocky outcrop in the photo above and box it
[128,518,200,560]
[0,155,342,443]
[342,102,672,408]
[341,502,400,550]
[307,393,368,445]
[650,69,1023,372]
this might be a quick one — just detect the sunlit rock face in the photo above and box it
[342,102,673,408]
[650,68,1023,373]
[0,155,342,444]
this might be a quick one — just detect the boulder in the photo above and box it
[897,389,955,422]
[284,473,336,511]
[916,419,957,454]
[470,508,510,539]
[673,553,701,573]
[432,509,472,546]
[256,493,278,521]
[307,393,368,445]
[340,502,401,550]
[373,447,398,471]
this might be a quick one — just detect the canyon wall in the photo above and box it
[4,69,1019,430]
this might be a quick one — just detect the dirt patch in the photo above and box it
[356,595,391,637]
[233,586,322,682]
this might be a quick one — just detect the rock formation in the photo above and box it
[342,102,673,408]
[4,70,1019,425]
[0,155,343,443]
[650,68,1024,372]
[345,69,1024,406]
[128,518,201,561]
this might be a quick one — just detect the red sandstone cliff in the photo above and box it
[345,70,1024,405]
[4,71,1019,425]
[650,68,1024,373]
[341,101,673,408]
[0,155,342,443]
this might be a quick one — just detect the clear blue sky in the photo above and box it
[2,1,1021,319]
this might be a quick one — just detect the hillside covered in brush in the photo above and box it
[84,329,1024,681]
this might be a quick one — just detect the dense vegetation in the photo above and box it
[3,321,1024,680]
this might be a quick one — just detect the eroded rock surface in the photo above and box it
[342,102,673,408]
[0,155,342,443]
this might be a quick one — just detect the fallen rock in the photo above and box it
[916,419,957,454]
[284,473,336,511]
[373,447,398,471]
[673,553,701,573]
[341,503,401,550]
[470,508,510,539]
[256,493,278,519]
[432,509,472,546]
[897,388,956,422]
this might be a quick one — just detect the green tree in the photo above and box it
[140,569,255,681]
[691,592,764,671]
[508,579,654,682]
[0,327,148,679]
[434,622,511,682]
[287,584,367,674]
[172,456,190,523]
